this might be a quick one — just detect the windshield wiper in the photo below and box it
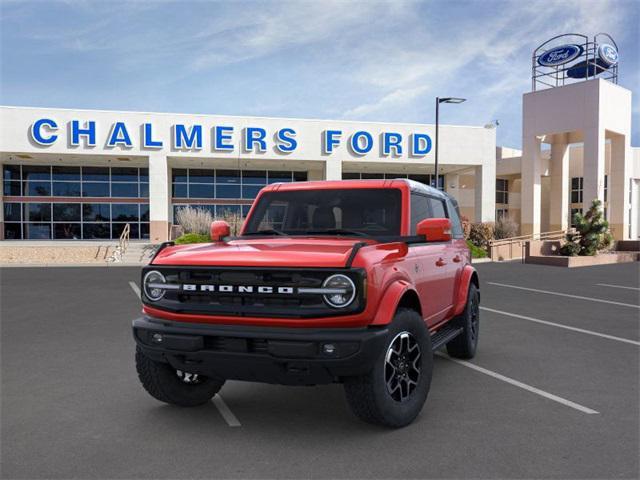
[243,229,288,236]
[304,229,369,237]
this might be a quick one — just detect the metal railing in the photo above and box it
[489,229,572,262]
[106,223,131,263]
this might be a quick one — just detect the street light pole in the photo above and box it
[434,96,466,190]
[435,97,440,190]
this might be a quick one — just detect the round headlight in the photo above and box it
[143,270,166,301]
[322,274,356,308]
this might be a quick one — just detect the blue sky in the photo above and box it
[1,0,638,148]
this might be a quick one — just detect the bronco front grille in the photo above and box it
[141,266,366,319]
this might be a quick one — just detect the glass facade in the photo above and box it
[341,172,445,190]
[3,164,149,239]
[171,168,308,219]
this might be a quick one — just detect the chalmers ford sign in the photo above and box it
[28,118,434,157]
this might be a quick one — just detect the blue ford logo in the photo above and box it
[538,44,583,67]
[598,44,618,66]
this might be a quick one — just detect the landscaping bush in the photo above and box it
[494,216,519,240]
[467,240,487,259]
[468,221,495,250]
[560,199,613,256]
[175,206,213,235]
[174,233,211,244]
[218,211,244,236]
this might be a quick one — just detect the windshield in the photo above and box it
[243,188,402,237]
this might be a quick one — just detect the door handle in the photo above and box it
[453,255,462,263]
[436,258,446,267]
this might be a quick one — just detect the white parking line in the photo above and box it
[213,395,242,427]
[129,281,141,299]
[481,306,640,347]
[596,283,640,291]
[488,282,640,309]
[435,352,599,415]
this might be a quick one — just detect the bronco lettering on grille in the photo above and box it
[182,284,295,294]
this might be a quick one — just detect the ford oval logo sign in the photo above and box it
[538,44,583,67]
[598,44,618,66]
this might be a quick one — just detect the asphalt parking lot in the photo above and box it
[1,262,639,479]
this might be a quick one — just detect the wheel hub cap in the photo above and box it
[384,332,421,402]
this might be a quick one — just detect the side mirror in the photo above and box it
[210,220,231,242]
[416,218,452,242]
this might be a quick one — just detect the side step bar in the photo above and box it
[430,325,463,351]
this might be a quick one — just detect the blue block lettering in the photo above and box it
[30,118,58,145]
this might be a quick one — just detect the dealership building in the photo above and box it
[0,34,638,243]
[0,107,497,242]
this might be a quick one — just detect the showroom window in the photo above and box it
[341,172,445,190]
[3,202,149,240]
[171,168,307,220]
[2,164,149,240]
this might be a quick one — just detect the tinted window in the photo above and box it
[52,166,80,181]
[53,203,81,221]
[52,182,81,197]
[26,181,51,196]
[110,167,138,181]
[23,166,50,181]
[112,204,139,221]
[111,183,139,197]
[4,203,21,221]
[3,165,21,181]
[245,188,402,236]
[83,203,110,221]
[410,194,431,234]
[3,181,21,196]
[82,183,110,197]
[446,197,464,238]
[429,198,447,218]
[25,203,51,221]
[82,167,110,182]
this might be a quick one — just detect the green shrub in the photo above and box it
[174,233,211,245]
[467,240,487,258]
[560,199,613,256]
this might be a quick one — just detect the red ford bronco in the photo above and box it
[133,179,480,427]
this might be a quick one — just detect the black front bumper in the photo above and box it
[133,316,389,385]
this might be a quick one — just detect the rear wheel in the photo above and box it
[446,283,480,359]
[135,346,225,407]
[344,308,433,428]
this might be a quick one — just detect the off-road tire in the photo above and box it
[135,346,225,407]
[343,308,433,428]
[446,283,480,359]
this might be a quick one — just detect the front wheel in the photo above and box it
[135,346,225,407]
[344,308,433,428]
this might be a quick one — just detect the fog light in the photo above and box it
[152,333,163,344]
[323,343,336,355]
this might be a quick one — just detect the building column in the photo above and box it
[549,134,570,231]
[609,134,631,240]
[324,159,342,180]
[582,126,605,212]
[474,163,495,223]
[521,135,542,236]
[149,153,170,243]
